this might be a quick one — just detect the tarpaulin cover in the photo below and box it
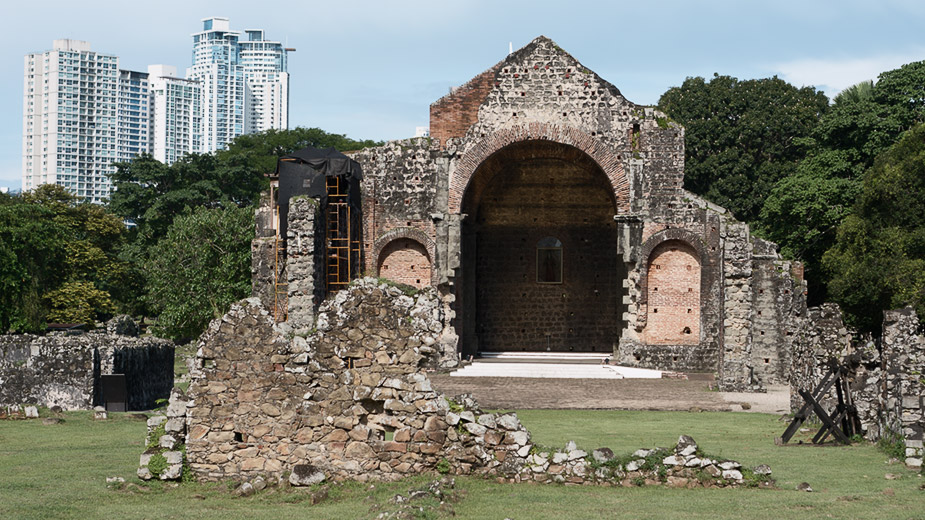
[275,146,363,238]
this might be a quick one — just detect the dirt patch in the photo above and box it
[429,375,733,411]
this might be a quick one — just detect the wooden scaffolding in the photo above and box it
[325,175,362,294]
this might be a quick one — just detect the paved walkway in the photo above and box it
[429,375,790,414]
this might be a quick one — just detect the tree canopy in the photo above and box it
[823,123,925,332]
[658,74,829,223]
[0,185,125,331]
[144,205,254,342]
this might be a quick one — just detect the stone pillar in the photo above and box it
[881,307,924,468]
[718,222,755,391]
[287,197,323,334]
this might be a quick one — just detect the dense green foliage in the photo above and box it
[658,74,829,223]
[0,185,125,331]
[145,206,253,342]
[822,123,925,331]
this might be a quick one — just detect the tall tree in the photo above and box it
[822,123,925,332]
[144,206,253,342]
[658,74,828,223]
[0,186,125,331]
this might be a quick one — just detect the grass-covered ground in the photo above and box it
[0,409,921,519]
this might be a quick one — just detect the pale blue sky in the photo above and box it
[4,0,925,190]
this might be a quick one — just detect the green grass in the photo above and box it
[0,410,921,519]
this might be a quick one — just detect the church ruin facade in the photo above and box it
[254,36,806,391]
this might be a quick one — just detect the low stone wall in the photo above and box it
[0,324,175,411]
[178,278,773,487]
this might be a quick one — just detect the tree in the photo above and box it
[144,206,253,342]
[822,123,925,332]
[833,80,874,107]
[0,185,125,331]
[658,74,829,223]
[0,196,67,332]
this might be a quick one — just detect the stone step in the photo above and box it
[449,362,664,379]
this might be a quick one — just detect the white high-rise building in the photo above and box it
[148,65,200,165]
[240,29,289,133]
[187,17,289,153]
[117,69,150,163]
[22,39,120,203]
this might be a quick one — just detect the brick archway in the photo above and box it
[448,123,629,214]
[373,228,436,288]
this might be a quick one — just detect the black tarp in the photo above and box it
[276,146,362,238]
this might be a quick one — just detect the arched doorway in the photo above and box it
[458,140,622,354]
[377,239,432,290]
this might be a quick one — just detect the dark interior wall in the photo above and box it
[462,141,620,352]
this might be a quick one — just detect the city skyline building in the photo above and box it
[22,39,121,203]
[116,69,150,164]
[148,64,201,165]
[187,17,289,153]
[240,29,289,134]
[22,19,292,200]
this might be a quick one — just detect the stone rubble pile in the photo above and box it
[138,387,189,480]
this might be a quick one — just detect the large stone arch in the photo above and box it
[456,138,622,354]
[635,228,706,343]
[373,228,436,288]
[449,123,629,214]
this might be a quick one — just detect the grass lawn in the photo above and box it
[0,409,921,519]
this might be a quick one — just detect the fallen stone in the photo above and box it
[722,469,743,480]
[161,464,182,480]
[252,476,267,491]
[797,482,813,492]
[496,414,520,430]
[234,482,255,497]
[290,464,326,486]
[753,464,772,476]
[593,448,614,463]
[24,406,39,418]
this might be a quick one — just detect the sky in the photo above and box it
[4,0,925,190]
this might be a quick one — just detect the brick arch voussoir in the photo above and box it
[373,228,436,285]
[636,228,706,331]
[449,123,629,214]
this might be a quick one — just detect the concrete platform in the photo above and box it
[450,357,664,380]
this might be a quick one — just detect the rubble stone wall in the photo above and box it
[183,280,773,486]
[881,308,924,468]
[0,329,174,410]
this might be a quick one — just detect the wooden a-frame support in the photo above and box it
[779,358,862,445]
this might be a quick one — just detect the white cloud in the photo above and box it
[774,51,925,97]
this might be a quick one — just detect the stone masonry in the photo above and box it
[790,305,924,468]
[0,319,174,410]
[296,35,806,390]
[170,280,773,486]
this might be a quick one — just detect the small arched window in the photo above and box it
[537,236,563,284]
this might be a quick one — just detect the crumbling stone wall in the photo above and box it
[183,279,773,486]
[0,327,174,410]
[881,308,924,468]
[790,305,923,466]
[790,304,854,413]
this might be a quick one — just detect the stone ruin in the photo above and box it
[790,304,924,468]
[0,316,174,411]
[140,279,773,487]
[251,35,807,393]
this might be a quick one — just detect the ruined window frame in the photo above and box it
[536,236,563,284]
